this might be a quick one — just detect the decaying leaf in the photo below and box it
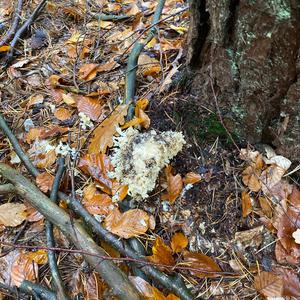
[241,191,252,218]
[104,208,154,239]
[77,96,103,121]
[78,153,114,194]
[36,172,54,193]
[162,166,183,203]
[254,271,283,297]
[148,237,175,266]
[234,226,264,250]
[183,251,222,278]
[183,172,201,184]
[54,107,72,121]
[88,104,128,153]
[171,232,188,253]
[11,251,47,287]
[0,203,27,227]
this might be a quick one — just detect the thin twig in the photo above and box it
[5,0,47,64]
[0,0,23,47]
[46,157,69,300]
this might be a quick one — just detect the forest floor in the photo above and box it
[0,0,300,299]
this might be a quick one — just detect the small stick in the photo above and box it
[5,0,47,64]
[45,157,69,300]
[0,0,23,47]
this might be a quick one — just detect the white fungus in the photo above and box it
[110,127,186,200]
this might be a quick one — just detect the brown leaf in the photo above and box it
[54,107,72,121]
[183,251,221,278]
[104,208,152,239]
[35,149,57,169]
[162,166,183,203]
[96,60,119,73]
[148,237,175,266]
[183,172,202,184]
[79,64,99,81]
[242,165,261,192]
[258,196,273,218]
[273,267,300,297]
[26,126,69,144]
[254,271,283,297]
[78,154,114,194]
[171,232,188,253]
[289,185,300,207]
[0,203,27,227]
[88,104,128,153]
[36,172,54,193]
[11,252,39,287]
[77,96,103,121]
[24,203,44,222]
[82,183,114,215]
[129,276,154,298]
[241,191,252,218]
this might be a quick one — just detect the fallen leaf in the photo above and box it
[26,94,44,108]
[0,203,27,227]
[183,172,201,184]
[234,226,264,250]
[62,93,77,106]
[138,54,161,77]
[25,250,48,265]
[162,166,183,203]
[79,64,99,81]
[258,196,273,218]
[242,165,261,192]
[54,107,72,121]
[148,237,175,266]
[104,208,153,239]
[78,153,114,194]
[171,232,188,253]
[88,104,128,153]
[97,60,119,73]
[241,191,252,218]
[273,267,300,297]
[0,45,10,52]
[36,172,54,193]
[254,271,283,297]
[82,183,114,215]
[183,251,221,278]
[77,96,102,121]
[11,252,39,287]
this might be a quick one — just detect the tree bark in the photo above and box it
[187,0,300,160]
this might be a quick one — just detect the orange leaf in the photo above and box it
[36,172,54,193]
[254,271,283,297]
[35,149,57,169]
[258,196,273,218]
[171,232,188,253]
[162,166,183,203]
[82,183,114,215]
[183,172,201,184]
[26,126,69,143]
[111,181,128,201]
[241,191,252,218]
[148,237,175,266]
[104,208,152,239]
[78,154,114,194]
[54,107,72,121]
[79,63,99,81]
[77,96,103,121]
[11,252,39,287]
[25,250,48,265]
[97,60,119,73]
[88,104,128,153]
[0,45,10,52]
[183,251,221,278]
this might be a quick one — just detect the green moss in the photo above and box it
[174,102,233,144]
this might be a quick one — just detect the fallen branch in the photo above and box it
[0,0,23,47]
[0,163,141,300]
[124,0,166,119]
[5,0,47,64]
[0,113,193,300]
[0,183,15,194]
[46,157,69,300]
[91,13,130,21]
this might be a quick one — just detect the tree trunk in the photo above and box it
[186,0,300,160]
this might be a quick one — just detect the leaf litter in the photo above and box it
[0,0,299,298]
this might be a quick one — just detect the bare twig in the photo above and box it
[0,0,23,47]
[46,157,69,300]
[5,0,47,64]
[0,163,142,300]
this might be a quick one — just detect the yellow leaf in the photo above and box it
[26,250,48,265]
[170,24,188,34]
[0,45,10,52]
[171,232,188,253]
[88,105,128,153]
[148,237,175,266]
